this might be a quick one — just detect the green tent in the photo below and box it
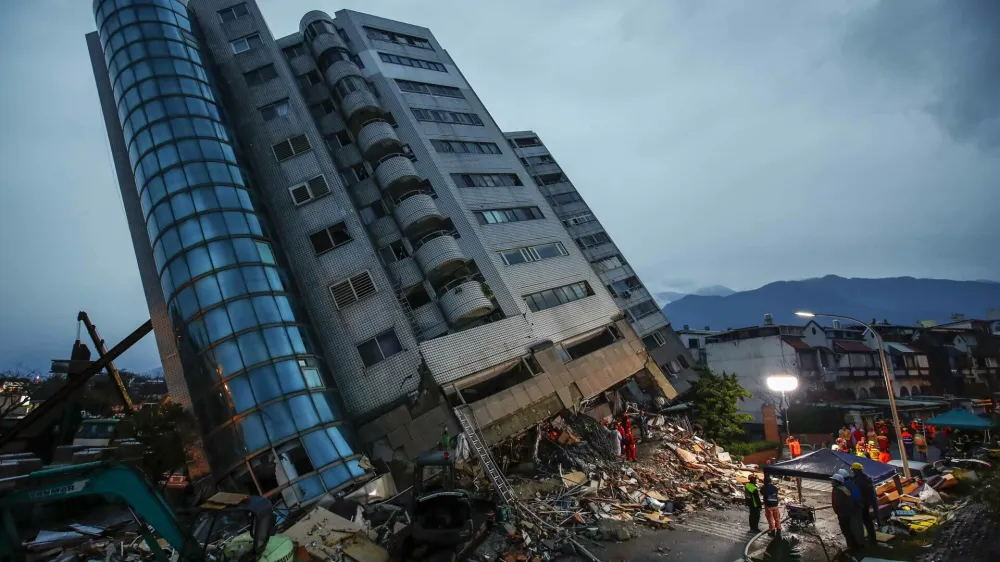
[924,408,995,430]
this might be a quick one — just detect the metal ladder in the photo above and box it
[389,272,424,342]
[453,405,517,506]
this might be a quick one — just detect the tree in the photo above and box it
[121,402,198,487]
[0,368,46,418]
[688,366,753,442]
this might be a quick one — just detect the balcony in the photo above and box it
[375,154,422,196]
[324,60,361,90]
[439,279,493,326]
[357,119,401,162]
[309,32,347,59]
[394,191,444,236]
[340,90,382,132]
[412,302,449,339]
[414,231,467,280]
[386,257,424,290]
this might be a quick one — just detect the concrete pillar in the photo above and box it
[762,404,780,442]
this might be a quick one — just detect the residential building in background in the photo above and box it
[675,325,719,364]
[88,0,675,503]
[504,131,698,390]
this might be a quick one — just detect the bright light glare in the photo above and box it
[795,311,816,318]
[767,374,799,392]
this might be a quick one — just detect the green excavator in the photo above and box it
[0,461,293,562]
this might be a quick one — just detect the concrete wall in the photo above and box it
[705,336,799,423]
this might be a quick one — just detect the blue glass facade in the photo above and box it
[93,0,366,503]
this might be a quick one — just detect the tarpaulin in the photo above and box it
[923,409,995,430]
[763,448,896,482]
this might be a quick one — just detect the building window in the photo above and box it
[626,300,660,321]
[474,206,544,225]
[431,139,501,155]
[412,108,483,126]
[535,172,567,186]
[329,271,377,309]
[677,355,690,369]
[259,99,290,121]
[642,332,667,349]
[524,282,593,312]
[562,212,595,227]
[288,175,331,206]
[592,254,626,272]
[330,76,371,103]
[296,70,322,89]
[309,222,352,255]
[324,130,352,150]
[244,64,278,87]
[514,137,542,148]
[340,164,369,185]
[547,192,583,206]
[218,3,250,22]
[231,33,263,54]
[364,26,432,50]
[379,52,446,72]
[499,242,568,265]
[271,134,312,161]
[395,79,463,99]
[309,99,336,120]
[378,240,410,265]
[522,154,556,165]
[452,173,521,188]
[359,200,389,224]
[283,43,308,59]
[575,232,611,249]
[608,276,643,296]
[304,19,337,41]
[357,329,404,367]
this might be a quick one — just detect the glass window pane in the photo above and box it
[227,298,258,333]
[170,191,195,220]
[178,218,203,248]
[200,212,228,240]
[540,290,561,309]
[208,240,236,268]
[175,286,199,320]
[302,429,337,468]
[186,246,212,277]
[243,266,269,292]
[289,394,319,431]
[256,242,275,264]
[295,475,324,501]
[312,392,339,422]
[214,339,244,377]
[234,238,260,263]
[302,367,322,389]
[227,375,255,413]
[377,331,402,358]
[204,306,233,342]
[191,186,219,211]
[262,401,295,442]
[240,413,268,452]
[274,360,306,393]
[223,211,249,235]
[186,318,210,351]
[217,267,247,299]
[265,268,284,292]
[252,296,281,324]
[194,275,223,307]
[263,327,293,360]
[238,330,269,368]
[286,327,306,354]
[274,295,294,321]
[327,426,354,458]
[320,463,351,491]
[248,364,281,403]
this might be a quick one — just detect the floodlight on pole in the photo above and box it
[767,374,798,436]
[795,311,816,318]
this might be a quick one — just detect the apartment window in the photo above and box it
[563,212,595,227]
[575,232,611,249]
[330,130,352,148]
[259,99,290,121]
[357,329,404,367]
[340,164,369,185]
[331,76,370,103]
[642,332,667,349]
[452,173,521,188]
[359,200,389,224]
[536,172,567,186]
[271,134,312,161]
[678,355,690,369]
[304,19,337,41]
[412,108,483,126]
[395,79,464,98]
[626,300,660,321]
[309,222,352,255]
[329,271,377,309]
[522,154,556,165]
[364,26,432,50]
[524,282,593,312]
[592,254,626,272]
[243,64,277,87]
[288,175,331,206]
[514,137,542,148]
[296,70,322,89]
[474,206,543,225]
[499,242,568,265]
[379,52,446,72]
[218,3,249,22]
[431,139,501,155]
[378,240,410,265]
[309,99,336,120]
[404,285,431,308]
[608,276,642,297]
[547,192,583,206]
[230,33,262,54]
[283,43,308,59]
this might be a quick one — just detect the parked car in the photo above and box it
[887,460,939,481]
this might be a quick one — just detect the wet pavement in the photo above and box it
[588,510,750,562]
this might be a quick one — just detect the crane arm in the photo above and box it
[77,311,134,410]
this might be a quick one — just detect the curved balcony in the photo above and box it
[308,32,347,59]
[439,279,493,326]
[387,257,424,290]
[394,191,444,236]
[357,119,401,162]
[412,302,448,339]
[340,90,382,132]
[324,59,362,90]
[375,154,422,196]
[414,231,467,280]
[299,10,334,30]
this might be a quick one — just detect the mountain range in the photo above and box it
[661,275,1000,331]
[654,285,735,304]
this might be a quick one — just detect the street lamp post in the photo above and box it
[766,374,799,437]
[796,311,911,479]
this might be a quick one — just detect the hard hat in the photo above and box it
[837,469,851,478]
[831,473,845,483]
[851,462,864,470]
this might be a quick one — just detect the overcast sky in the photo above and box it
[0,0,997,373]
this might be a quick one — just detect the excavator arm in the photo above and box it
[77,311,134,410]
[0,462,201,561]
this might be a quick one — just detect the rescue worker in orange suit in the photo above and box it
[744,474,763,532]
[876,433,890,454]
[786,435,802,458]
[624,425,637,461]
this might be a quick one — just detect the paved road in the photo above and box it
[591,510,751,562]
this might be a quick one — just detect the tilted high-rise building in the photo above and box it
[88,0,675,506]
